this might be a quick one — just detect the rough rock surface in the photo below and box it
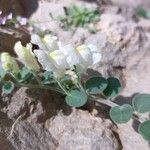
[0,27,30,53]
[46,109,120,150]
[1,88,121,150]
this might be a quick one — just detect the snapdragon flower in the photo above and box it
[61,44,101,71]
[0,52,19,74]
[76,44,101,67]
[31,34,59,52]
[14,41,40,72]
[32,34,101,77]
[34,49,69,77]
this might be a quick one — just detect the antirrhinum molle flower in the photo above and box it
[31,34,59,52]
[0,52,19,74]
[34,49,69,77]
[14,41,40,72]
[61,44,101,72]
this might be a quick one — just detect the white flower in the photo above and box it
[61,44,101,70]
[31,34,59,52]
[34,50,56,72]
[60,44,80,67]
[0,52,19,74]
[76,44,101,67]
[14,41,40,71]
[34,49,69,77]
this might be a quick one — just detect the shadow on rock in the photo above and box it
[26,88,73,123]
[20,0,39,18]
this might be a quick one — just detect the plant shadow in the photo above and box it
[25,88,73,123]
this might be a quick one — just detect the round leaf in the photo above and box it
[132,94,150,113]
[2,81,15,94]
[103,77,122,98]
[65,89,87,107]
[85,77,108,94]
[138,120,150,141]
[110,104,133,124]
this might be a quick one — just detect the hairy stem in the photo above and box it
[15,82,65,95]
[53,77,69,95]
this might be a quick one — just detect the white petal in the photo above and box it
[31,34,46,50]
[34,50,56,72]
[60,44,80,66]
[14,41,23,54]
[49,50,69,69]
[43,34,59,51]
[76,45,93,66]
[88,44,98,52]
[92,53,102,65]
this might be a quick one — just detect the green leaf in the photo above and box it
[0,67,6,81]
[2,81,15,95]
[138,120,150,141]
[85,76,108,94]
[103,77,122,98]
[110,104,133,124]
[18,67,33,83]
[132,94,150,113]
[41,71,55,85]
[65,89,87,107]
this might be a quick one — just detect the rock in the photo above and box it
[0,0,39,17]
[86,13,150,96]
[85,13,150,149]
[0,0,24,16]
[0,88,122,150]
[110,0,150,9]
[46,109,121,150]
[118,121,149,150]
[9,121,58,150]
[0,27,30,53]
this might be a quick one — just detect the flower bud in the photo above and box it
[0,52,19,74]
[14,41,40,71]
[65,70,78,81]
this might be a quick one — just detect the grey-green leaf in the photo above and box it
[132,94,150,113]
[103,77,122,98]
[2,81,15,94]
[18,67,33,83]
[110,104,133,124]
[65,89,87,107]
[85,77,108,94]
[0,67,6,81]
[138,120,150,141]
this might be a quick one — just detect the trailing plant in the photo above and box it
[55,5,100,32]
[0,34,150,141]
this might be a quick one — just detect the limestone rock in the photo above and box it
[46,109,120,150]
[9,121,58,150]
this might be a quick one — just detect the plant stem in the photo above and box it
[32,71,42,85]
[15,82,65,95]
[89,96,148,123]
[53,78,68,95]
